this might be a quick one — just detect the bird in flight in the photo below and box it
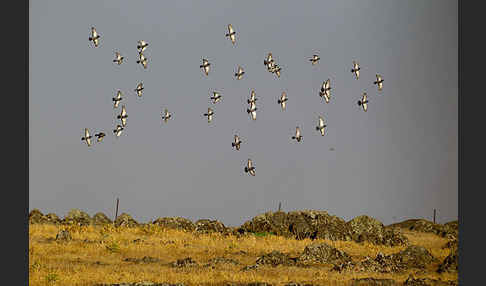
[357,92,369,112]
[137,52,148,69]
[273,64,282,78]
[113,52,124,65]
[316,116,327,136]
[351,61,360,80]
[95,132,106,142]
[319,79,332,103]
[244,159,255,176]
[89,27,100,47]
[225,24,236,45]
[232,134,242,151]
[81,128,92,146]
[161,108,172,123]
[117,105,128,127]
[204,107,214,123]
[278,92,288,110]
[200,58,211,76]
[210,91,222,104]
[135,82,144,97]
[234,66,245,80]
[247,90,258,104]
[292,127,303,142]
[113,125,124,137]
[310,54,320,65]
[112,90,123,108]
[374,74,384,91]
[137,40,148,53]
[247,101,257,120]
[264,53,274,71]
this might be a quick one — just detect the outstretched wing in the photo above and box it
[228,24,234,35]
[319,116,324,128]
[121,106,127,117]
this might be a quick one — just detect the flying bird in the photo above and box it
[113,125,124,137]
[81,128,92,146]
[89,27,100,47]
[210,91,222,104]
[200,58,211,76]
[134,82,144,97]
[374,74,384,91]
[351,61,360,80]
[232,134,242,151]
[137,40,148,52]
[291,127,303,142]
[273,64,282,78]
[357,92,369,112]
[95,132,106,142]
[225,24,236,44]
[278,92,288,110]
[161,108,172,123]
[247,90,258,104]
[112,90,123,108]
[244,159,255,176]
[204,107,214,123]
[136,52,148,69]
[310,54,320,65]
[264,53,274,70]
[247,101,257,120]
[316,116,327,136]
[319,79,332,103]
[117,105,128,127]
[113,52,124,65]
[234,66,245,80]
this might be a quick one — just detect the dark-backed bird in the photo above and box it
[310,54,320,65]
[113,52,124,65]
[117,105,128,126]
[319,79,331,103]
[89,27,100,47]
[137,40,148,52]
[113,125,124,137]
[136,52,148,69]
[135,82,144,97]
[225,24,236,44]
[292,127,303,142]
[234,66,245,80]
[247,90,258,104]
[232,134,242,151]
[161,108,172,123]
[210,91,222,104]
[351,61,360,80]
[200,58,211,76]
[247,101,257,120]
[374,74,384,91]
[95,132,106,142]
[264,53,274,70]
[273,64,281,78]
[316,116,326,136]
[81,128,92,146]
[244,159,255,176]
[357,92,369,112]
[204,107,214,123]
[112,90,123,108]
[278,91,288,110]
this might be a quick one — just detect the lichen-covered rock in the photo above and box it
[347,215,408,246]
[298,242,352,266]
[169,257,198,268]
[114,213,138,227]
[93,283,187,286]
[203,257,240,268]
[255,250,298,267]
[123,256,160,264]
[437,247,458,273]
[92,212,113,225]
[350,278,398,286]
[396,245,438,269]
[63,209,92,226]
[386,219,457,239]
[404,275,457,286]
[152,217,195,232]
[194,219,229,234]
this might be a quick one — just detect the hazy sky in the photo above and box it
[29,0,458,227]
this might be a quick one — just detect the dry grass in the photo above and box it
[29,224,457,286]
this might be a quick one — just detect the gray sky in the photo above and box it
[29,0,458,227]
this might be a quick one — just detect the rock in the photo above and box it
[93,283,187,286]
[92,212,113,225]
[396,245,438,269]
[240,264,259,271]
[194,219,229,234]
[114,213,138,227]
[152,217,195,232]
[170,257,198,268]
[404,275,457,286]
[63,209,92,226]
[29,209,61,224]
[123,256,160,263]
[437,247,458,273]
[298,242,352,266]
[55,229,72,241]
[203,257,240,267]
[442,238,458,250]
[347,215,408,246]
[350,278,398,286]
[255,250,298,267]
[386,219,457,238]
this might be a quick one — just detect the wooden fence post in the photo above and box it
[115,198,119,222]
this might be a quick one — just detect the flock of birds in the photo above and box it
[81,25,384,177]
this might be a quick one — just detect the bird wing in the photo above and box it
[91,27,97,37]
[319,116,324,127]
[247,159,253,168]
[85,128,90,138]
[296,127,301,137]
[121,106,127,117]
[228,24,234,34]
[251,110,256,120]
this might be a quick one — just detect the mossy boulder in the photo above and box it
[152,217,195,232]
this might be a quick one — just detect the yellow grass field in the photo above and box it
[29,224,457,286]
